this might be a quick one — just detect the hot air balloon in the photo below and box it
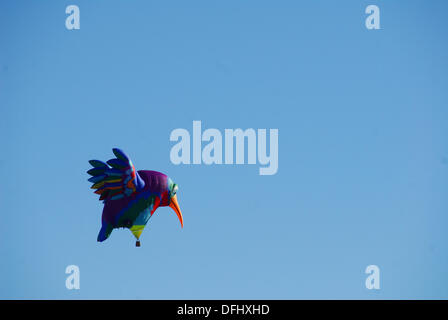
[87,148,183,246]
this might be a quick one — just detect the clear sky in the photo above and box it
[0,0,447,299]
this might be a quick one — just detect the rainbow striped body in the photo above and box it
[87,149,182,245]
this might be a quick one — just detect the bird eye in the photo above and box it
[173,184,178,195]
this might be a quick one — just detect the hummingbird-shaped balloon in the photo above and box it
[87,148,183,246]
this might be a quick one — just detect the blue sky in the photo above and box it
[0,0,447,299]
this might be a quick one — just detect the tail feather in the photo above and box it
[97,223,113,242]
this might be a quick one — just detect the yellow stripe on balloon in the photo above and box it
[91,181,105,189]
[130,225,145,239]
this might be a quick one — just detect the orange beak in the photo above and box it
[169,194,183,228]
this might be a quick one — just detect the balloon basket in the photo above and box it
[136,240,141,247]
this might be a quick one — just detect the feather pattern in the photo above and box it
[87,148,145,201]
